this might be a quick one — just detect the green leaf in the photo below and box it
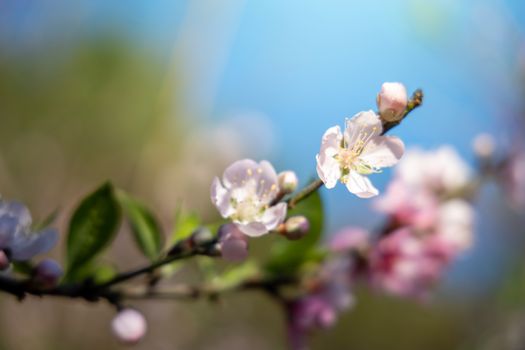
[65,182,121,281]
[117,190,163,261]
[169,207,201,246]
[210,261,259,290]
[265,190,324,276]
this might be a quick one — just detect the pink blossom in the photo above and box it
[327,227,369,253]
[369,228,446,299]
[374,180,439,231]
[287,255,354,349]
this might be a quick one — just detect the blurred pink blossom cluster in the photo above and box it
[371,146,475,299]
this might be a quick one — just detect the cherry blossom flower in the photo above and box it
[369,228,446,299]
[316,111,405,198]
[211,159,288,237]
[396,146,471,195]
[433,199,475,255]
[0,199,58,262]
[374,179,439,231]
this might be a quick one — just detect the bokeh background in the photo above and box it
[1,1,525,349]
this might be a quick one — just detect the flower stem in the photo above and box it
[286,179,324,208]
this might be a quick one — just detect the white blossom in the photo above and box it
[211,159,287,237]
[316,110,405,198]
[396,146,471,194]
[436,199,475,253]
[0,200,58,261]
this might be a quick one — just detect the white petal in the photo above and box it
[255,160,279,203]
[260,202,287,231]
[316,155,341,189]
[222,159,260,189]
[210,177,234,218]
[360,135,405,168]
[0,216,17,248]
[344,110,382,147]
[345,171,379,198]
[234,222,269,237]
[316,126,343,188]
[10,228,58,261]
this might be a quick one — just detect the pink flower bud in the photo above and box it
[0,250,10,270]
[111,309,147,345]
[33,259,63,288]
[278,171,298,194]
[218,224,249,262]
[283,216,309,240]
[377,82,408,122]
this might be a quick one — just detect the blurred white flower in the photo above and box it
[0,200,58,262]
[316,111,405,198]
[436,199,475,253]
[211,159,287,237]
[396,146,471,194]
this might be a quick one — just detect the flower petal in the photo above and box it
[234,221,268,237]
[345,171,379,198]
[10,228,59,261]
[222,159,260,189]
[316,126,343,188]
[360,135,405,168]
[255,160,279,203]
[260,202,287,231]
[210,177,234,218]
[344,110,382,147]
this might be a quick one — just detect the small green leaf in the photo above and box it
[65,182,121,281]
[211,261,259,290]
[117,190,163,261]
[265,190,324,276]
[169,207,201,246]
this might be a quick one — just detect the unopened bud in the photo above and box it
[377,82,408,122]
[218,223,249,262]
[33,259,63,288]
[282,216,310,240]
[112,309,147,345]
[0,250,10,270]
[472,133,495,158]
[278,171,298,194]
